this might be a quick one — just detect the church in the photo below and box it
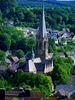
[17,5,53,75]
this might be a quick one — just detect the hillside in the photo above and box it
[16,0,75,8]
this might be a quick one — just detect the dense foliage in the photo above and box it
[0,70,53,99]
[48,37,57,53]
[0,50,6,60]
[52,56,73,84]
[0,2,75,34]
[16,0,75,8]
[70,91,75,98]
[0,25,36,54]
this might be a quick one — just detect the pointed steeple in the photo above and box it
[31,46,34,62]
[38,5,46,38]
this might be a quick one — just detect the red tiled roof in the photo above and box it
[11,57,19,61]
[71,56,75,60]
[49,97,61,100]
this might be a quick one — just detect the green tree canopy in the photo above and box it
[0,32,11,51]
[0,50,6,60]
[15,49,24,58]
[52,56,72,84]
[70,91,75,98]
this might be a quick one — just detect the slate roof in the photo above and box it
[38,5,46,38]
[70,76,75,85]
[55,84,75,93]
[4,58,12,64]
[57,52,65,57]
[66,52,71,56]
[0,66,7,71]
[48,33,56,37]
[17,60,36,73]
[34,63,45,71]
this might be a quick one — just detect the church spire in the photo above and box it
[31,46,34,62]
[38,5,46,38]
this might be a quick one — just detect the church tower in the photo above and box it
[35,5,48,59]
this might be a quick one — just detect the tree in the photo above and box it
[0,0,17,12]
[28,38,36,51]
[0,50,6,60]
[0,61,7,66]
[52,56,72,84]
[0,33,11,51]
[16,49,24,58]
[17,37,28,53]
[70,91,75,98]
[61,37,66,43]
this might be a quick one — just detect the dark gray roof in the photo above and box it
[38,5,46,38]
[34,59,52,71]
[4,58,12,64]
[0,66,7,70]
[35,63,45,71]
[55,84,75,93]
[48,33,56,37]
[17,61,29,72]
[17,60,36,72]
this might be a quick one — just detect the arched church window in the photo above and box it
[44,41,46,49]
[39,41,42,49]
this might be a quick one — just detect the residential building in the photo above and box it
[55,84,75,98]
[4,21,13,27]
[57,52,65,57]
[0,88,45,100]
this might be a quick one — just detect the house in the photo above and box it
[62,28,70,33]
[57,52,65,57]
[48,33,57,38]
[0,88,45,100]
[10,57,19,64]
[72,36,75,44]
[61,33,68,38]
[0,65,17,76]
[54,89,68,98]
[55,84,75,98]
[4,21,13,27]
[70,56,75,65]
[54,37,58,44]
[6,50,11,57]
[48,53,54,59]
[47,29,59,34]
[24,32,28,37]
[66,52,71,57]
